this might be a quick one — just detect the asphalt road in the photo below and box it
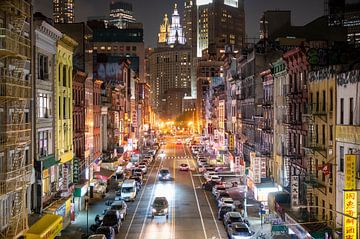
[118,137,228,239]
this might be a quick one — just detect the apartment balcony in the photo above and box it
[304,138,326,157]
[0,0,31,17]
[0,28,31,59]
[304,174,327,193]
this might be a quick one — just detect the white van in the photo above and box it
[120,179,137,202]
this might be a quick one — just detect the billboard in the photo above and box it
[93,53,139,85]
[344,191,357,239]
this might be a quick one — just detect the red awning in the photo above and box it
[94,168,114,181]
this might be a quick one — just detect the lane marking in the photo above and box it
[184,146,208,239]
[124,151,159,239]
[185,145,222,239]
[138,148,165,239]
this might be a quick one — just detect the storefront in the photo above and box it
[25,214,63,239]
[43,196,72,228]
[73,182,89,214]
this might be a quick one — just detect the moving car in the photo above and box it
[95,226,115,239]
[209,175,222,183]
[120,180,137,202]
[179,163,190,171]
[216,191,231,202]
[203,171,218,181]
[158,168,171,181]
[202,180,222,191]
[223,212,250,227]
[101,211,121,233]
[226,222,254,239]
[151,197,169,219]
[109,200,127,221]
[217,205,234,220]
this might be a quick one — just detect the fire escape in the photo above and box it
[0,0,32,238]
[303,101,329,208]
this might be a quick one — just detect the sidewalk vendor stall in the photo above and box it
[24,214,63,239]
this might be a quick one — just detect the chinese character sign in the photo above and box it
[344,191,357,239]
[345,154,357,190]
[291,176,299,207]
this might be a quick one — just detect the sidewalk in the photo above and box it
[60,183,117,239]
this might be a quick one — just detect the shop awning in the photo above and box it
[94,167,114,181]
[24,214,62,239]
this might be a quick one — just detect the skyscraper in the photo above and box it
[53,0,74,23]
[158,4,186,45]
[183,0,197,54]
[328,0,360,46]
[109,1,136,29]
[195,0,245,57]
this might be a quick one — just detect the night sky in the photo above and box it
[34,0,324,47]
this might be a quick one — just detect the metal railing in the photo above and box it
[0,28,31,58]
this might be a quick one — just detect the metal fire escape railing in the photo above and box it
[0,0,32,238]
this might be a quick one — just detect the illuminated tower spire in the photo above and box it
[167,3,186,45]
[158,14,170,44]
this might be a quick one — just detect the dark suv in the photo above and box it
[151,197,169,219]
[101,210,121,233]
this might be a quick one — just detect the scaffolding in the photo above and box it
[0,0,32,238]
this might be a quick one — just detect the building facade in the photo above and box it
[195,0,245,57]
[32,16,62,215]
[55,35,77,208]
[53,0,74,23]
[0,1,32,237]
[109,1,136,29]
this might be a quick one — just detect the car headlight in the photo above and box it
[152,208,156,212]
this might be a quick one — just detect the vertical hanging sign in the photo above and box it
[343,154,357,239]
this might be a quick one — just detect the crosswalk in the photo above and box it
[164,156,193,159]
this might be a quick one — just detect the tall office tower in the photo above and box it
[183,0,197,54]
[195,0,245,57]
[0,1,32,238]
[109,1,136,29]
[53,0,75,23]
[328,0,360,46]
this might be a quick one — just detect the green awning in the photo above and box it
[42,154,59,169]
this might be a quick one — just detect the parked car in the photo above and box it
[88,234,107,239]
[216,191,231,202]
[217,197,234,208]
[209,175,222,183]
[217,205,234,220]
[138,164,147,174]
[203,171,218,181]
[158,168,171,181]
[202,180,221,191]
[212,184,227,197]
[95,226,115,239]
[108,200,127,221]
[120,179,137,202]
[101,210,121,233]
[223,211,249,227]
[226,222,254,239]
[151,197,169,219]
[179,163,190,171]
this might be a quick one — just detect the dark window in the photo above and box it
[132,46,136,51]
[38,54,49,80]
[316,91,319,112]
[316,124,319,144]
[340,146,344,172]
[322,90,326,111]
[350,98,354,125]
[59,96,61,119]
[340,98,344,124]
[310,92,313,111]
[330,88,333,111]
[329,125,333,141]
[63,66,67,87]
[322,125,325,145]
[63,97,66,119]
